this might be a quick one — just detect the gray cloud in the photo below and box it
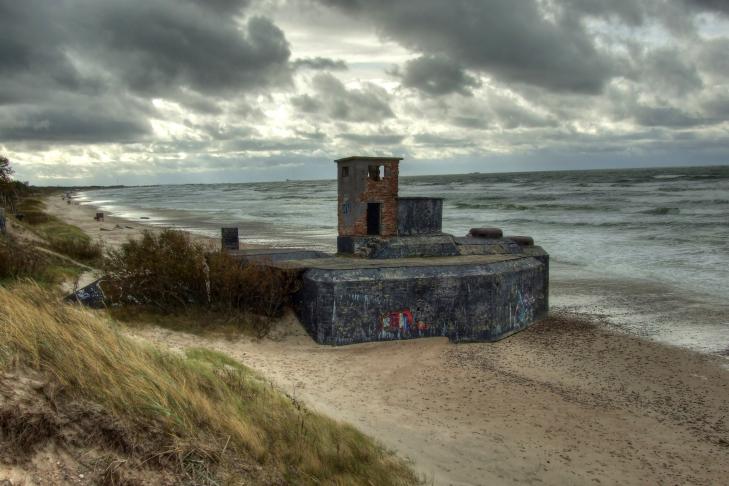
[0,105,151,143]
[0,0,291,143]
[396,55,481,96]
[293,57,348,71]
[319,0,620,94]
[639,48,703,96]
[291,73,394,122]
[683,0,729,14]
[85,4,291,96]
[338,132,405,145]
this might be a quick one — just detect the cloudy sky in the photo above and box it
[2,0,728,185]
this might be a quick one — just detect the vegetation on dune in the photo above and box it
[0,154,32,212]
[103,229,300,335]
[0,284,419,485]
[15,197,102,264]
[1,155,100,265]
[0,233,85,285]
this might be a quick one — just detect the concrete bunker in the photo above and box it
[229,155,550,346]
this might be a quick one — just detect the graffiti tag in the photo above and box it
[379,308,429,338]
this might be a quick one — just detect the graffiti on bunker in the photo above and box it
[379,308,429,338]
[511,288,535,327]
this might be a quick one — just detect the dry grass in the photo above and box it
[0,234,83,285]
[0,235,48,280]
[0,284,419,485]
[14,197,102,263]
[103,230,300,336]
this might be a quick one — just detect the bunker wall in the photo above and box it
[294,257,548,345]
[397,197,443,236]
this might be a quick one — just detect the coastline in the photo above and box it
[48,193,729,485]
[44,193,219,249]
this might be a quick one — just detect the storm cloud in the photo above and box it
[1,0,727,184]
[291,73,394,122]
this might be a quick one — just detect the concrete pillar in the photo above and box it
[0,208,5,234]
[221,227,239,251]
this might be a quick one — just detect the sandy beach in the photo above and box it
[47,195,729,485]
[44,194,218,250]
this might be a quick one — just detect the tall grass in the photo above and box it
[0,284,418,485]
[104,229,300,319]
[0,235,48,280]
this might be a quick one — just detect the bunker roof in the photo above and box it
[334,156,403,163]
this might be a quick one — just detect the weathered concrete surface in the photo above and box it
[337,234,459,259]
[230,248,330,263]
[397,197,443,236]
[294,255,548,345]
[273,253,521,270]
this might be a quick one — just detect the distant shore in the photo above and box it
[45,192,729,485]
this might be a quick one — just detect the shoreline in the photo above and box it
[45,192,218,249]
[46,192,729,484]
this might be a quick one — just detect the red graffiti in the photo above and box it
[380,308,428,335]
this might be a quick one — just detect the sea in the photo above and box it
[77,165,729,358]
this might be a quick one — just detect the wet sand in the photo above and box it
[49,194,729,485]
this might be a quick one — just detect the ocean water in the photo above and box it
[78,165,729,357]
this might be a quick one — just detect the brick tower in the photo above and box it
[336,156,402,239]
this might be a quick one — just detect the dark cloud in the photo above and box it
[0,104,151,143]
[0,0,291,144]
[319,0,619,94]
[86,4,291,96]
[639,48,703,96]
[683,0,729,14]
[291,73,394,122]
[396,55,481,96]
[293,57,348,71]
[632,104,704,128]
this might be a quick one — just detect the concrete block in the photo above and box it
[338,235,459,258]
[221,227,239,250]
[468,227,503,238]
[506,236,534,246]
[397,197,443,235]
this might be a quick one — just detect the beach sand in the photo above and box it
[48,195,729,485]
[44,193,218,249]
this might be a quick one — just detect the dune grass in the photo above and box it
[0,233,84,285]
[0,284,419,485]
[15,197,102,264]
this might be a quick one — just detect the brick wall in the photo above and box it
[338,159,399,237]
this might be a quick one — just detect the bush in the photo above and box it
[103,230,300,321]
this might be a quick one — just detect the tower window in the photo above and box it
[368,165,384,181]
[341,166,349,177]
